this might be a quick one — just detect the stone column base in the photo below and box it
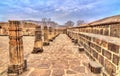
[7,60,27,76]
[32,48,43,53]
[51,34,59,41]
[79,47,84,52]
[89,61,102,74]
[23,60,27,71]
[49,39,53,42]
[43,42,49,46]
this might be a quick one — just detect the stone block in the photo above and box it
[102,49,111,60]
[100,29,103,35]
[103,29,109,36]
[98,55,104,66]
[112,54,119,65]
[95,39,102,45]
[108,43,119,53]
[32,48,43,53]
[89,61,102,74]
[52,69,64,76]
[104,59,116,75]
[93,50,98,59]
[101,40,108,49]
[95,44,101,53]
[110,24,120,38]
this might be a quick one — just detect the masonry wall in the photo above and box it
[0,22,9,35]
[0,22,36,36]
[67,23,120,76]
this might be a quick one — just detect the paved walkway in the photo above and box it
[0,34,101,76]
[21,34,100,76]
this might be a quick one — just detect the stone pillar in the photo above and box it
[8,20,26,76]
[53,29,57,39]
[52,28,55,38]
[32,26,43,53]
[0,28,2,35]
[43,26,49,45]
[52,28,57,40]
[48,27,53,41]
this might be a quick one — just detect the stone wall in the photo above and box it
[22,22,37,36]
[0,22,9,35]
[0,22,36,36]
[67,21,120,76]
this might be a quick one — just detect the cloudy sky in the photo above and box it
[0,0,120,24]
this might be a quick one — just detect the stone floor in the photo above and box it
[0,34,101,76]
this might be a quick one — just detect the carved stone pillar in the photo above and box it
[52,28,56,40]
[8,20,27,76]
[43,26,49,45]
[48,27,53,41]
[32,26,43,53]
[0,28,2,35]
[54,29,59,39]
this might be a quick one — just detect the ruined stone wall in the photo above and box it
[67,23,120,76]
[0,22,9,35]
[22,22,36,36]
[0,22,36,36]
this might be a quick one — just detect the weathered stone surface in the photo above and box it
[95,45,101,53]
[103,29,109,35]
[43,26,48,38]
[66,70,76,74]
[98,55,104,66]
[69,60,80,66]
[108,43,119,53]
[93,50,98,59]
[104,59,116,75]
[52,61,69,69]
[39,64,50,69]
[112,54,119,65]
[70,65,85,73]
[110,24,120,38]
[101,40,108,49]
[30,69,51,76]
[52,69,64,76]
[102,49,111,60]
[32,26,43,53]
[89,61,102,74]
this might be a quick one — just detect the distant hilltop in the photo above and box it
[22,19,59,27]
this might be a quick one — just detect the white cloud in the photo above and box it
[24,7,39,13]
[1,0,120,24]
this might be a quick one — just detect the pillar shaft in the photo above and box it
[32,26,43,53]
[48,27,52,41]
[43,26,48,42]
[8,20,26,75]
[43,26,50,45]
[9,21,24,66]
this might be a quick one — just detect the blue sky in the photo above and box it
[0,0,120,24]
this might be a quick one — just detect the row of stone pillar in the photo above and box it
[8,20,59,75]
[32,25,59,53]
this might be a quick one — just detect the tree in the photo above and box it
[77,20,85,26]
[65,20,74,27]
